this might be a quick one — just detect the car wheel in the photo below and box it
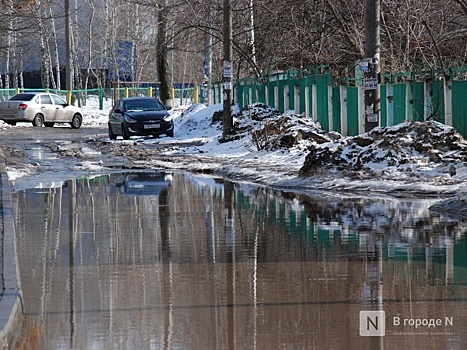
[108,123,117,140]
[32,114,44,127]
[70,114,82,129]
[45,122,55,127]
[122,124,130,140]
[166,130,174,138]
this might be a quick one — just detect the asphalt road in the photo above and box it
[0,124,204,187]
[0,121,303,194]
[0,124,106,171]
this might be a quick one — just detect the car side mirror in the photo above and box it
[114,108,122,114]
[165,106,172,111]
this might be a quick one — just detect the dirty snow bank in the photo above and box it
[299,120,467,182]
[170,103,467,190]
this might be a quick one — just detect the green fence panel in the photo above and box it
[346,86,359,136]
[332,86,341,133]
[257,84,266,104]
[236,84,245,108]
[406,83,414,121]
[431,80,445,123]
[393,83,407,124]
[452,80,467,137]
[285,81,292,111]
[216,84,223,104]
[380,84,387,127]
[250,85,257,104]
[412,82,424,122]
[316,74,330,130]
[285,82,292,111]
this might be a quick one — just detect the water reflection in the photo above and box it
[12,171,467,349]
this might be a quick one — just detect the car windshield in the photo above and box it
[124,99,164,112]
[9,93,35,101]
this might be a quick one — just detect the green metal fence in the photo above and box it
[2,69,466,137]
[234,66,467,138]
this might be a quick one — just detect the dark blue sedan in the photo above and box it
[108,97,174,140]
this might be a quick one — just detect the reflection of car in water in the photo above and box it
[115,172,173,196]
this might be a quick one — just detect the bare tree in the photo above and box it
[1,0,466,91]
[453,0,467,14]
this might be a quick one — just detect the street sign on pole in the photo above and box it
[363,78,378,90]
[359,59,369,71]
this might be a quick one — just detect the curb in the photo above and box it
[0,149,23,350]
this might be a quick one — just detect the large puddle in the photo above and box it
[11,171,467,349]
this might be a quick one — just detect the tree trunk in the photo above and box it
[157,0,172,107]
[203,0,213,106]
[5,20,12,90]
[47,0,61,90]
[36,0,50,88]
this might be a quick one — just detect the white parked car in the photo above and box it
[0,92,83,128]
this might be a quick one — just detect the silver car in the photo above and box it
[0,92,83,128]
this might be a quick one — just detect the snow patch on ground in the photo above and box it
[3,97,467,215]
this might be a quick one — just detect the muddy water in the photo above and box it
[11,171,467,349]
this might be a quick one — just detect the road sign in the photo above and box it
[363,78,378,90]
[360,60,369,71]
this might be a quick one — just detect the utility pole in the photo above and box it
[222,0,233,137]
[363,0,380,132]
[65,0,73,91]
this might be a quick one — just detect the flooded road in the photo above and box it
[11,171,467,349]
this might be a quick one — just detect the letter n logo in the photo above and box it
[360,311,385,336]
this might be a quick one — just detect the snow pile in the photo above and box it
[233,103,341,151]
[80,95,113,126]
[175,103,223,139]
[235,103,281,124]
[166,103,467,193]
[299,121,467,181]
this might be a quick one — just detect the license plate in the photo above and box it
[144,124,160,129]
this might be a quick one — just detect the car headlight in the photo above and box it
[163,114,173,122]
[124,115,138,123]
